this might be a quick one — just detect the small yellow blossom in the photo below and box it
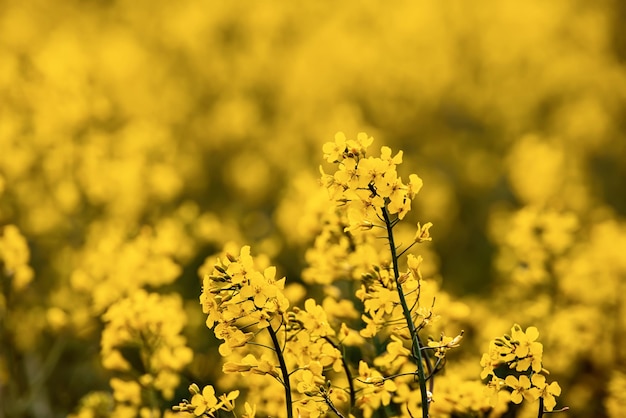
[414,222,433,243]
[505,375,538,404]
[532,374,562,412]
[191,385,220,416]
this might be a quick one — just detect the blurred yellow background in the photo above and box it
[1,1,625,417]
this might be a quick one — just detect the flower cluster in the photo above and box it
[318,133,459,417]
[321,132,423,229]
[101,289,193,416]
[481,324,563,412]
[197,243,343,417]
[169,133,570,418]
[356,254,434,339]
[287,299,343,372]
[173,384,241,417]
[200,245,289,355]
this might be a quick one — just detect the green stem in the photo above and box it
[382,207,430,418]
[267,321,293,418]
[323,336,355,410]
[324,394,347,418]
[538,397,544,418]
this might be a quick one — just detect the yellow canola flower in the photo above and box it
[531,374,562,412]
[481,324,562,412]
[223,353,279,378]
[504,375,539,404]
[295,361,325,395]
[191,385,220,416]
[510,324,543,372]
[322,132,425,230]
[293,298,335,338]
[356,360,397,416]
[322,132,348,163]
[414,222,433,243]
[201,245,289,352]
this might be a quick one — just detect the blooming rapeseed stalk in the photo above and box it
[319,132,457,418]
[171,132,569,418]
[481,324,565,414]
[101,289,193,416]
[200,245,289,346]
[174,133,457,417]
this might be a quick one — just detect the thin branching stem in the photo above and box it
[324,393,347,418]
[247,341,276,352]
[382,206,430,418]
[323,336,356,410]
[397,242,418,258]
[267,322,293,418]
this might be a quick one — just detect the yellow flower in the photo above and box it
[294,362,325,396]
[511,324,543,372]
[222,355,256,374]
[353,132,374,152]
[386,179,411,219]
[334,157,359,187]
[254,354,279,377]
[406,174,423,199]
[355,156,388,191]
[339,322,365,346]
[428,331,464,358]
[480,352,495,380]
[219,390,240,411]
[407,254,424,281]
[511,324,542,358]
[322,132,347,163]
[214,324,252,356]
[359,312,382,338]
[414,222,433,243]
[380,146,403,166]
[532,374,562,412]
[364,287,397,316]
[240,270,278,308]
[504,375,537,403]
[190,385,219,416]
[296,298,335,337]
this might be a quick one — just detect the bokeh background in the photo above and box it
[1,0,626,417]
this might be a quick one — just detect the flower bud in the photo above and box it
[188,383,200,395]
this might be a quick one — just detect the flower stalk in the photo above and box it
[267,322,293,418]
[382,207,430,418]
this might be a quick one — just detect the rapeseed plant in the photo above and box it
[2,2,625,417]
[175,134,563,418]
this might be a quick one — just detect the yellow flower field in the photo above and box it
[1,1,625,417]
